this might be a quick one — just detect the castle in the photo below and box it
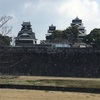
[15,22,37,46]
[71,17,86,42]
[0,17,100,77]
[15,17,87,47]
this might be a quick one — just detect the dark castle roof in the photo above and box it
[22,22,31,26]
[72,17,82,23]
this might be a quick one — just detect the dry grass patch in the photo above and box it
[0,89,100,100]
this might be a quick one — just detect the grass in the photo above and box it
[26,79,100,88]
[0,76,100,89]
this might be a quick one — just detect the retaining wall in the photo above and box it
[0,46,100,77]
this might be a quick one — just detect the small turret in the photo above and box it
[48,24,56,33]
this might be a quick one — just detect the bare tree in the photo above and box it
[0,15,12,35]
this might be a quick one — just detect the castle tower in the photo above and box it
[45,24,56,39]
[71,17,86,42]
[48,24,56,33]
[15,22,37,46]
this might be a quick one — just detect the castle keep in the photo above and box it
[15,22,37,46]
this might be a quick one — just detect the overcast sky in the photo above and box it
[0,0,100,43]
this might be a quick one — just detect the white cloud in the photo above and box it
[23,1,47,13]
[57,0,100,33]
[24,2,32,9]
[58,0,100,20]
[0,0,100,42]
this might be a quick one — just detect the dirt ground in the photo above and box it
[0,89,100,100]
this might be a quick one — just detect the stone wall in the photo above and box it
[0,46,100,77]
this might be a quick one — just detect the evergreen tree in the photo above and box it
[83,28,100,46]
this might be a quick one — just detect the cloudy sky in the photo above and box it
[0,0,100,43]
